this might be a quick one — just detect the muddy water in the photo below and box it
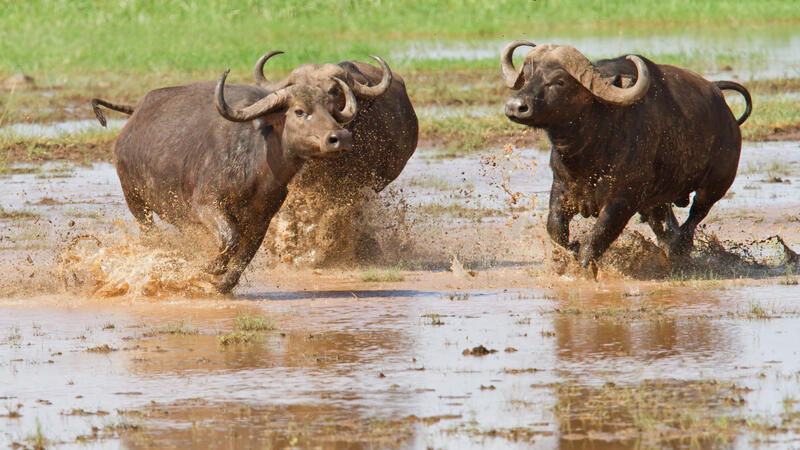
[3,282,800,448]
[1,141,800,447]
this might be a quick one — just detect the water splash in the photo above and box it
[57,233,215,297]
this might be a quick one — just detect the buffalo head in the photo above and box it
[252,51,392,108]
[215,70,356,159]
[500,41,651,127]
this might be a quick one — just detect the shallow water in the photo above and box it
[394,24,800,80]
[0,119,126,139]
[2,282,800,448]
[1,140,800,447]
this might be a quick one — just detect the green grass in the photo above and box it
[1,1,799,76]
[160,321,200,335]
[360,267,405,282]
[0,0,798,171]
[217,311,275,346]
[743,97,800,140]
[234,311,275,332]
[217,331,259,346]
[424,113,523,151]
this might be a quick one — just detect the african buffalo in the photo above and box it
[91,70,358,293]
[500,41,752,276]
[253,52,418,264]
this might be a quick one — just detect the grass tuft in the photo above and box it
[360,268,405,282]
[234,311,275,332]
[217,311,275,346]
[217,331,258,346]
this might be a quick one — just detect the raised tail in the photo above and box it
[714,81,752,126]
[90,98,134,127]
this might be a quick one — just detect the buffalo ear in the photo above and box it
[254,112,287,130]
[611,74,635,88]
[252,118,267,130]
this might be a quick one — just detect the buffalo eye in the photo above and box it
[556,79,565,86]
[294,109,306,118]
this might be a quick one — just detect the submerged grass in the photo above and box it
[552,379,748,446]
[552,301,670,322]
[217,311,275,346]
[0,204,39,221]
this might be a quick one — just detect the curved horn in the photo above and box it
[350,55,393,98]
[500,40,535,89]
[555,46,650,106]
[215,69,290,122]
[253,51,292,91]
[331,77,358,124]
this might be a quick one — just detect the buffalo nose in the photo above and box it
[324,129,353,153]
[505,97,532,119]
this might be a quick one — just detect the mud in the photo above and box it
[1,140,800,447]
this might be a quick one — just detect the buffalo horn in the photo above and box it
[555,46,650,106]
[331,77,358,123]
[350,55,392,98]
[253,51,292,92]
[500,40,536,89]
[215,69,291,122]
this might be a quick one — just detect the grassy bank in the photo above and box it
[1,1,799,75]
[0,1,799,167]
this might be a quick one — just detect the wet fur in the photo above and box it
[507,55,751,273]
[112,82,335,292]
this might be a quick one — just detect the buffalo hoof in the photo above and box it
[667,234,693,262]
[567,240,581,257]
[580,260,599,281]
[214,270,243,294]
[214,279,236,294]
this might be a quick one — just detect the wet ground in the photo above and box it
[1,136,800,448]
[3,281,800,448]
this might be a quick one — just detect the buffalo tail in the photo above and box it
[714,81,752,126]
[91,98,134,127]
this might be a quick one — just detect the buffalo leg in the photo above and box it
[215,223,269,293]
[121,188,155,235]
[196,206,240,276]
[546,180,578,254]
[665,206,680,235]
[579,198,636,277]
[670,188,720,258]
[643,204,679,248]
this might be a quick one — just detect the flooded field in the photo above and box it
[394,23,800,80]
[3,1,800,447]
[1,137,799,448]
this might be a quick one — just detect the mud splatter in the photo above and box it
[56,233,215,297]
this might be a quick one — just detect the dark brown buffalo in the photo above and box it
[253,52,419,264]
[500,41,752,276]
[91,71,358,293]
